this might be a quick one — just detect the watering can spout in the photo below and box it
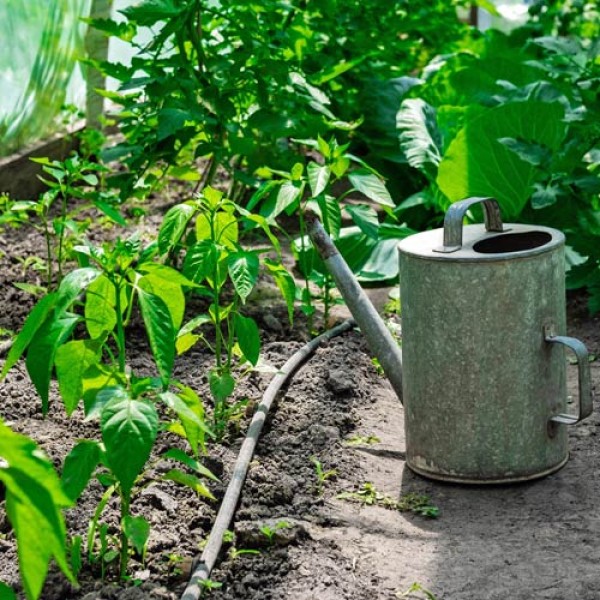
[306,212,404,403]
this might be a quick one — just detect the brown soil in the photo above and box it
[0,200,599,600]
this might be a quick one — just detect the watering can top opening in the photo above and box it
[398,197,564,263]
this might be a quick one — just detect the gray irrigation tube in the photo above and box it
[181,318,356,600]
[0,339,13,357]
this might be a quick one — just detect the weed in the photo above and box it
[337,483,439,518]
[344,434,381,446]
[397,582,438,599]
[310,455,337,496]
[259,521,291,546]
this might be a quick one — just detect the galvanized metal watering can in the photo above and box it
[307,197,594,484]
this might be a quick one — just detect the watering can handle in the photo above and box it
[545,326,594,425]
[438,197,504,253]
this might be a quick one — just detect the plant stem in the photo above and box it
[57,191,68,284]
[225,295,239,372]
[298,210,314,334]
[42,215,54,289]
[119,492,130,579]
[113,277,126,372]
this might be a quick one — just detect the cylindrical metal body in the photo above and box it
[398,222,570,483]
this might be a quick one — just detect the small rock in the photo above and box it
[133,569,151,581]
[263,313,284,333]
[326,368,354,394]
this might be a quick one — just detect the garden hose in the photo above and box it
[181,318,356,600]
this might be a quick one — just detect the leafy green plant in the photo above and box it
[344,434,381,446]
[1,153,123,292]
[62,435,217,579]
[397,582,439,600]
[158,186,295,438]
[259,521,291,546]
[310,455,337,496]
[252,135,410,326]
[337,483,439,518]
[90,0,344,201]
[0,419,76,600]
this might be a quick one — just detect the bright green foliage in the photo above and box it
[0,420,75,600]
[2,154,123,292]
[437,100,567,218]
[392,27,600,310]
[91,0,342,200]
[101,390,159,496]
[158,186,294,437]
[254,136,411,323]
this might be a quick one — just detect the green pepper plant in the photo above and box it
[0,153,124,293]
[250,136,399,330]
[1,235,215,578]
[158,186,295,438]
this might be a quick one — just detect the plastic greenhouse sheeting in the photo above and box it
[0,0,92,156]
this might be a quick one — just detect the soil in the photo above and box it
[0,198,599,600]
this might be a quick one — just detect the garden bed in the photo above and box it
[1,193,599,600]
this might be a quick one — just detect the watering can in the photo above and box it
[307,197,594,483]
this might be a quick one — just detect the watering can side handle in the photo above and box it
[437,197,504,253]
[545,328,594,425]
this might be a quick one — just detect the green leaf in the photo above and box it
[94,200,127,226]
[264,260,296,324]
[234,314,260,366]
[1,293,57,379]
[437,101,566,219]
[0,583,16,599]
[162,469,215,501]
[0,421,74,600]
[531,182,562,209]
[162,448,219,482]
[227,251,259,303]
[158,203,196,255]
[209,370,235,404]
[123,516,150,556]
[55,268,100,315]
[137,263,198,288]
[497,137,552,167]
[169,385,211,454]
[196,210,238,249]
[86,17,137,41]
[101,393,158,496]
[139,274,185,330]
[314,195,342,239]
[157,108,193,141]
[348,170,394,207]
[397,99,442,176]
[182,241,219,285]
[55,340,101,416]
[119,0,182,26]
[61,440,101,502]
[307,163,331,197]
[159,391,213,440]
[82,368,124,417]
[274,181,302,218]
[137,289,175,388]
[85,275,117,339]
[344,204,379,239]
[26,314,80,414]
